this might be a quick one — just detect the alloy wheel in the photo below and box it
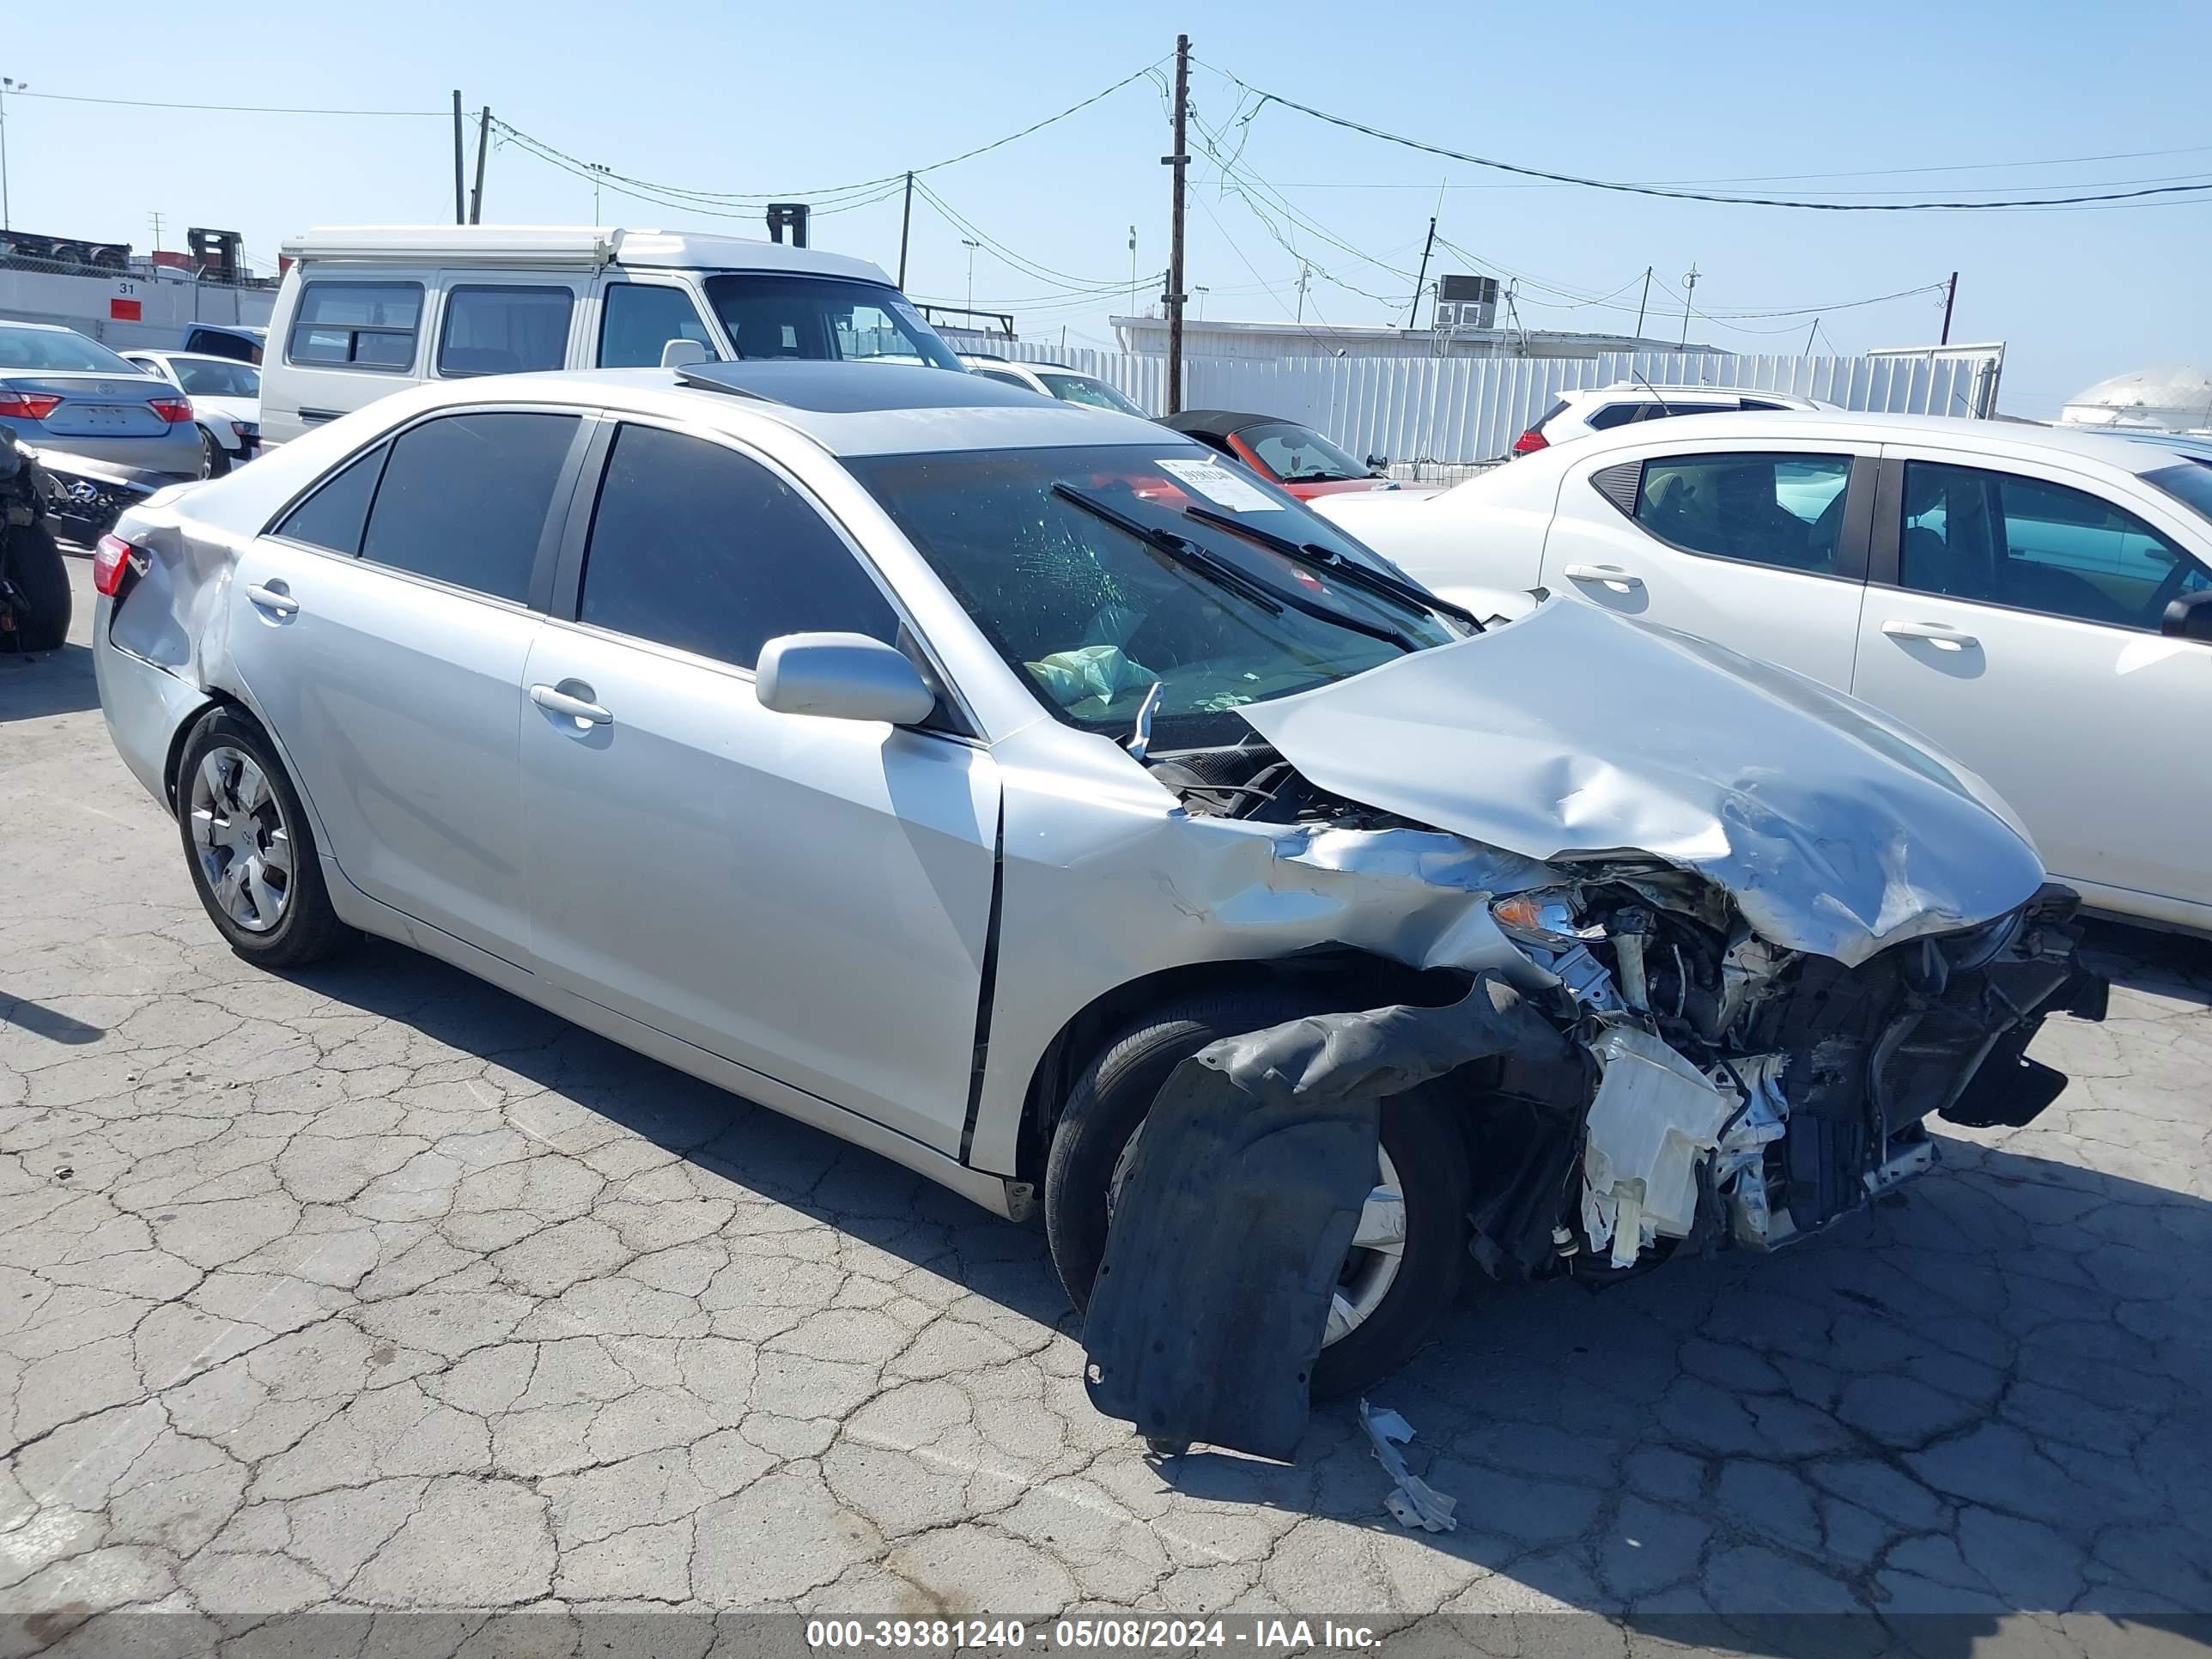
[188,745,292,933]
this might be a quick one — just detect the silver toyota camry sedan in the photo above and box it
[92,361,2103,1449]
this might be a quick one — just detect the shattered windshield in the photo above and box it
[847,445,1462,744]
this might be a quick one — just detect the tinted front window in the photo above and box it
[1635,452,1853,574]
[598,283,714,368]
[1038,373,1146,417]
[173,359,260,398]
[1239,422,1369,483]
[702,275,960,368]
[287,283,422,372]
[579,423,897,669]
[847,445,1459,747]
[275,443,388,556]
[359,412,578,602]
[438,285,574,377]
[0,325,141,374]
[1901,460,2211,629]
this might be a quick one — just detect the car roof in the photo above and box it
[1544,408,2206,478]
[126,349,250,365]
[1569,383,1808,403]
[0,319,88,336]
[392,362,1170,457]
[1161,409,1304,440]
[280,226,888,284]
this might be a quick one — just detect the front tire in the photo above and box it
[175,708,352,967]
[1044,989,1474,1399]
[3,525,70,652]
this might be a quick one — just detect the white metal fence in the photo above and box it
[943,333,2004,465]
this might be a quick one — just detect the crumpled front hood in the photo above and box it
[1236,599,2046,967]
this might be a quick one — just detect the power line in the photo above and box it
[13,88,446,116]
[486,59,1167,213]
[1194,60,2212,212]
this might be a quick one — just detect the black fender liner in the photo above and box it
[1081,975,1570,1462]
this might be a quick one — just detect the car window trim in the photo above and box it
[1609,447,1875,584]
[264,402,593,612]
[434,281,580,380]
[1870,450,2212,635]
[547,412,982,738]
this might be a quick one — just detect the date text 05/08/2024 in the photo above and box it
[805,1621,1382,1651]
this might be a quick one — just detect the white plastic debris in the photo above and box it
[1358,1399,1458,1533]
[1579,1024,1737,1267]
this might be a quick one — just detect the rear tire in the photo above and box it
[1044,988,1474,1399]
[175,708,353,968]
[4,525,70,652]
[198,428,230,479]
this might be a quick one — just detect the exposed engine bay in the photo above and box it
[1082,735,2107,1461]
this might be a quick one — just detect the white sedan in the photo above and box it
[1319,411,2212,933]
[120,349,261,475]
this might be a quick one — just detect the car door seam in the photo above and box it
[957,794,1009,1168]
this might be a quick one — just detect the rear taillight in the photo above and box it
[148,397,194,424]
[1510,427,1550,455]
[0,392,62,421]
[93,534,138,597]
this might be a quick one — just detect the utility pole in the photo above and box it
[148,210,164,253]
[961,238,979,313]
[1679,264,1699,347]
[469,106,491,225]
[896,172,915,289]
[1194,285,1209,320]
[1407,215,1437,329]
[1940,270,1958,346]
[1127,226,1138,317]
[589,163,609,224]
[0,77,24,234]
[1632,265,1652,339]
[1296,262,1311,324]
[1164,32,1190,415]
[452,91,465,226]
[1158,34,1194,416]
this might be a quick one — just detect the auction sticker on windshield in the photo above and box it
[1158,458,1284,512]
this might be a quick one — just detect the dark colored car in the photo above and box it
[1162,409,1401,500]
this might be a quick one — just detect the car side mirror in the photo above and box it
[756,633,936,725]
[1366,453,1389,472]
[660,338,712,368]
[2161,588,2212,643]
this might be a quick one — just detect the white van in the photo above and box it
[259,225,963,445]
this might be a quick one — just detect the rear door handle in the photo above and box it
[1882,618,1979,651]
[246,582,299,617]
[530,682,613,726]
[1562,562,1644,591]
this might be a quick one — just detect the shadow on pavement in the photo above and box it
[0,991,104,1043]
[0,643,97,723]
[278,931,2209,1641]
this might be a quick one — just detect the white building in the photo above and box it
[1109,313,1719,362]
[2058,366,2212,434]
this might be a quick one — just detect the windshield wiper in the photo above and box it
[1050,483,1288,617]
[1180,503,1481,633]
[1053,484,1421,651]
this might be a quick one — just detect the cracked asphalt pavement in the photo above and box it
[3,560,2209,1637]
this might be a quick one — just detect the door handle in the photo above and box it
[1882,618,1979,651]
[246,582,299,617]
[530,682,613,726]
[1562,562,1644,591]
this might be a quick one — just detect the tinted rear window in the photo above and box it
[359,412,579,602]
[275,443,388,556]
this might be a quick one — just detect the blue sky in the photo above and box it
[7,0,2209,415]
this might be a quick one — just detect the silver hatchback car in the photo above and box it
[93,361,2101,1452]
